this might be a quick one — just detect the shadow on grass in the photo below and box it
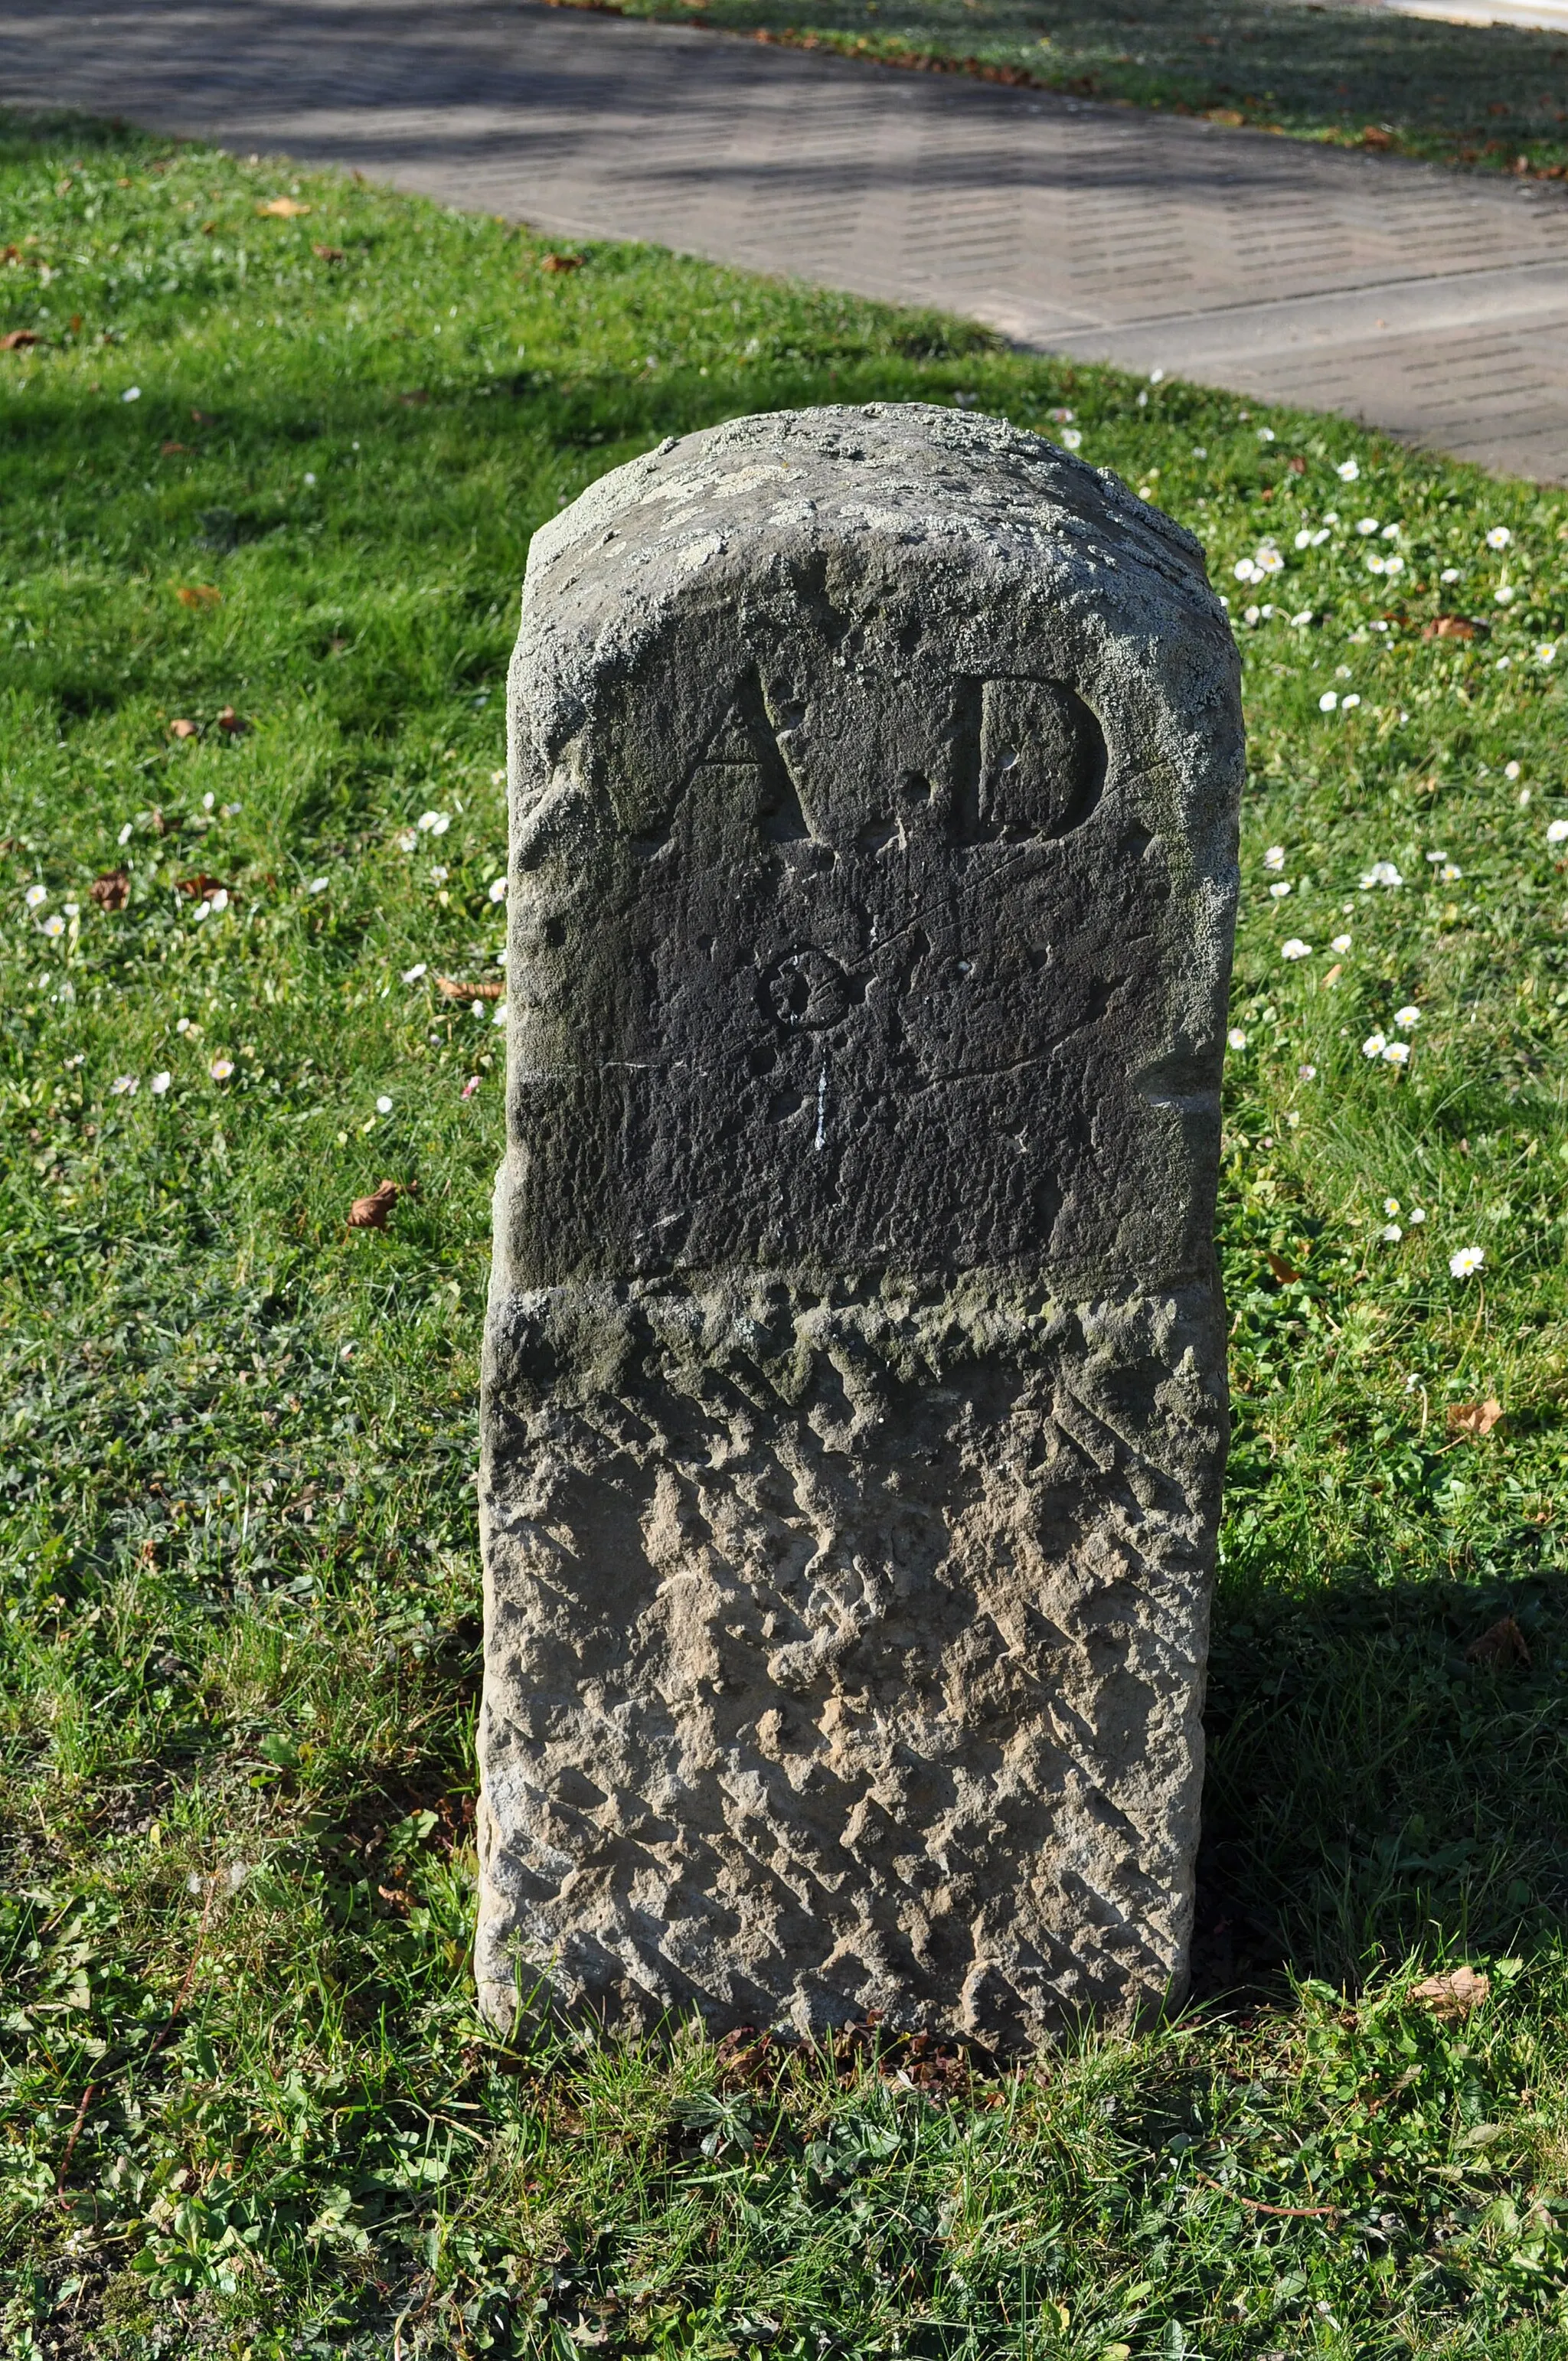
[1195,1565,1568,2001]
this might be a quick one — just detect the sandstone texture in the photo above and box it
[475,403,1243,2049]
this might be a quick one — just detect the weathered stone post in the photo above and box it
[475,404,1242,2050]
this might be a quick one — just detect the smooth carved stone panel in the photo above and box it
[502,411,1240,1296]
[478,405,1242,2047]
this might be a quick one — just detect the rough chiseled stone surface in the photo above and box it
[475,403,1243,2049]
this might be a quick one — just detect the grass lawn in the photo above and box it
[2,103,1568,2361]
[547,0,1568,179]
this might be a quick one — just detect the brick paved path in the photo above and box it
[5,0,1568,478]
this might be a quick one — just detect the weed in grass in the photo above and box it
[0,106,1566,2359]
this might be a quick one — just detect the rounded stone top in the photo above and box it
[515,404,1225,763]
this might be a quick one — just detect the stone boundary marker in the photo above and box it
[475,403,1243,2049]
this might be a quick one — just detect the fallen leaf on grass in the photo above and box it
[256,196,311,217]
[90,870,130,911]
[1412,1965,1491,2019]
[1447,1396,1503,1438]
[541,251,585,272]
[1361,124,1395,148]
[176,873,230,900]
[1207,106,1244,126]
[160,439,191,455]
[348,1179,416,1230]
[436,975,505,1002]
[216,705,246,734]
[0,328,41,350]
[1286,455,1306,475]
[1423,615,1485,641]
[176,584,220,608]
[312,242,347,262]
[1466,1614,1531,1670]
[168,718,198,740]
[1266,1249,1304,1284]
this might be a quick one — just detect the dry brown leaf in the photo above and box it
[1423,615,1484,642]
[1322,962,1343,988]
[161,439,191,456]
[436,975,505,1002]
[216,705,246,734]
[0,328,41,350]
[176,873,228,900]
[1286,456,1306,475]
[1266,1249,1303,1285]
[90,870,130,912]
[1361,124,1395,149]
[1412,1965,1490,2019]
[541,251,586,272]
[168,717,198,740]
[1466,1614,1531,1670]
[256,196,311,218]
[1447,1396,1503,1438]
[177,584,220,609]
[1207,107,1244,126]
[348,1179,417,1230]
[312,242,346,263]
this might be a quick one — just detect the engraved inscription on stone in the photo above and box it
[477,404,1243,2050]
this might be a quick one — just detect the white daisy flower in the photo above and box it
[1394,1006,1419,1028]
[150,1071,172,1094]
[24,884,47,909]
[1383,1040,1410,1066]
[1384,1197,1400,1216]
[110,1075,139,1096]
[488,877,508,902]
[42,913,65,938]
[1362,1031,1387,1058]
[1357,518,1380,537]
[1485,526,1511,549]
[1449,1246,1484,1278]
[1263,846,1286,870]
[1410,1207,1425,1224]
[1331,934,1352,953]
[417,810,451,835]
[376,1096,393,1115]
[1336,458,1361,482]
[210,1056,234,1080]
[1281,938,1311,960]
[1381,1223,1402,1243]
[1546,818,1568,844]
[1318,690,1338,712]
[1269,880,1292,899]
[401,962,427,983]
[1227,1028,1248,1050]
